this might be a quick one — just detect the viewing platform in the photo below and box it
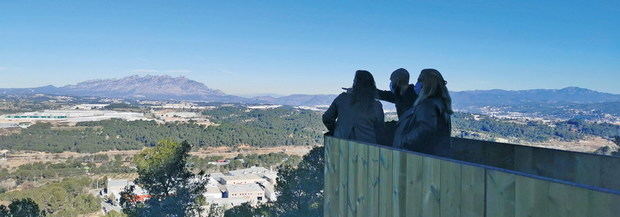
[323,136,620,217]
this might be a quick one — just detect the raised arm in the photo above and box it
[376,89,397,103]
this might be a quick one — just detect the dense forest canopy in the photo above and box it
[0,106,324,153]
[0,106,617,153]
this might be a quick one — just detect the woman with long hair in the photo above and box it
[393,68,453,155]
[323,70,385,144]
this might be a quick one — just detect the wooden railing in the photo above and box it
[323,136,620,217]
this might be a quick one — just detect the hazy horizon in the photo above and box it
[1,1,618,95]
[1,73,619,96]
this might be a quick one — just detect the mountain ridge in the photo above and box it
[1,75,619,107]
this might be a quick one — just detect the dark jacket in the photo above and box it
[393,97,451,155]
[323,93,385,144]
[376,84,417,118]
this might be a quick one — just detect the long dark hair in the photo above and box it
[350,70,377,110]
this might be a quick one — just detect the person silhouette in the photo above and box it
[376,68,418,118]
[323,70,385,144]
[393,69,453,155]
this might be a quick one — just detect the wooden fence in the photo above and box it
[323,136,620,217]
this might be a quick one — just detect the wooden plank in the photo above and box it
[347,142,358,217]
[338,139,349,217]
[405,153,424,217]
[486,170,515,217]
[327,137,341,217]
[421,157,441,217]
[440,160,462,217]
[599,155,620,191]
[513,146,535,175]
[460,164,485,217]
[391,149,406,217]
[378,147,393,217]
[550,151,576,182]
[355,144,369,217]
[547,181,588,217]
[514,175,550,217]
[574,154,602,189]
[485,144,515,170]
[323,137,333,217]
[587,189,620,217]
[367,145,380,217]
[397,150,408,217]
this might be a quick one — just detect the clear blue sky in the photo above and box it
[1,1,618,95]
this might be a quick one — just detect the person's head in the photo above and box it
[414,68,453,114]
[389,68,410,93]
[351,70,377,109]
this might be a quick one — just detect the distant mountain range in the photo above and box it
[1,75,619,109]
[451,87,620,108]
[0,75,253,103]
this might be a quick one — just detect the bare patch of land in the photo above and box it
[1,145,315,170]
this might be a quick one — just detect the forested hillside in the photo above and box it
[0,106,324,153]
[0,105,617,153]
[453,113,619,142]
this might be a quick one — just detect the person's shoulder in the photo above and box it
[332,92,350,103]
[335,92,349,100]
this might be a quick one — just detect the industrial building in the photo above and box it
[0,109,148,123]
[204,167,278,209]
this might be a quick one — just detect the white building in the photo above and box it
[1,110,148,123]
[205,167,279,210]
[72,104,110,110]
[224,183,265,202]
[104,179,149,205]
[220,174,265,185]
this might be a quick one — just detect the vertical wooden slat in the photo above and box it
[405,153,424,217]
[547,180,588,217]
[397,150,408,217]
[460,164,485,217]
[338,139,349,217]
[325,137,620,217]
[391,149,405,217]
[355,144,369,217]
[440,160,462,217]
[514,175,550,217]
[587,189,620,217]
[347,142,358,217]
[599,156,620,191]
[367,145,380,217]
[421,157,441,217]
[513,146,535,174]
[323,137,333,217]
[378,147,393,217]
[550,151,576,182]
[486,170,515,217]
[327,137,341,217]
[574,154,601,189]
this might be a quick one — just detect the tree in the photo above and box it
[270,146,324,217]
[102,210,127,217]
[223,203,257,217]
[0,198,43,217]
[205,204,224,217]
[224,146,325,217]
[121,140,207,217]
[0,205,8,217]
